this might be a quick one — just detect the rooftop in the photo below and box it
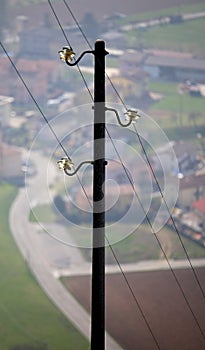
[180,173,205,190]
[145,55,205,71]
[192,197,205,214]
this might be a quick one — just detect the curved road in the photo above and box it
[9,150,123,350]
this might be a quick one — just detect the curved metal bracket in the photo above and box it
[58,46,94,66]
[66,50,94,66]
[105,107,132,127]
[64,160,93,176]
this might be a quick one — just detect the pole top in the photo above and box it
[95,39,105,43]
[95,39,109,55]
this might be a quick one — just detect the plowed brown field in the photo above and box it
[64,268,205,350]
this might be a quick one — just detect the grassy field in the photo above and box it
[63,222,205,264]
[146,80,205,142]
[29,203,56,223]
[122,2,205,54]
[118,2,205,23]
[105,224,205,264]
[126,18,205,54]
[149,89,205,115]
[0,183,88,350]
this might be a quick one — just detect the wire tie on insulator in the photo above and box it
[58,46,76,63]
[57,156,74,172]
[124,109,140,123]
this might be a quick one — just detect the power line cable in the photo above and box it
[62,0,128,109]
[0,40,69,159]
[58,2,204,298]
[48,0,205,339]
[48,0,93,101]
[105,236,161,350]
[47,4,162,347]
[0,40,92,210]
[133,122,205,298]
[63,0,205,298]
[2,5,202,344]
[106,126,205,340]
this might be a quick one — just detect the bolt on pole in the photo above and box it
[91,40,108,350]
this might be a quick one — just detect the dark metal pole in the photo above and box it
[91,40,108,350]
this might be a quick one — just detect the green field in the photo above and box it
[62,222,205,264]
[29,203,56,223]
[148,81,205,118]
[106,224,205,264]
[120,2,205,54]
[126,19,205,54]
[0,183,88,350]
[118,2,205,24]
[145,80,205,143]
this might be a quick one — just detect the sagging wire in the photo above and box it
[0,40,70,160]
[133,122,205,298]
[48,0,93,101]
[62,0,128,110]
[47,3,162,347]
[106,121,205,340]
[61,2,205,299]
[60,0,205,299]
[48,0,205,340]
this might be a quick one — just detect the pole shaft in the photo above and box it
[91,40,108,350]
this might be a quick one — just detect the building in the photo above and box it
[144,52,205,82]
[119,49,145,76]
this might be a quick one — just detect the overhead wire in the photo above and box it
[48,0,205,341]
[0,40,69,159]
[59,0,205,293]
[47,2,162,348]
[133,122,205,298]
[106,123,205,339]
[62,0,128,110]
[1,3,203,346]
[60,0,205,300]
[47,0,93,101]
[0,39,93,218]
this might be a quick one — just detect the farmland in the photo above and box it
[64,268,205,350]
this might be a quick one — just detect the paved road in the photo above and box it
[9,150,124,350]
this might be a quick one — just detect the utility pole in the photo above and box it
[58,40,109,350]
[58,39,138,349]
[91,40,108,350]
